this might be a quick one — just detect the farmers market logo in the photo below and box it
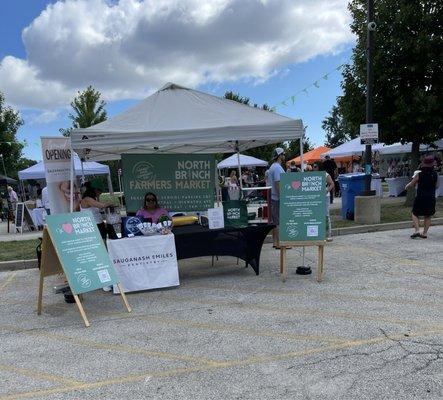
[77,274,92,289]
[286,226,299,237]
[129,161,173,190]
[133,161,156,182]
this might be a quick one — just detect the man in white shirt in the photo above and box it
[268,147,286,248]
[41,186,50,215]
[7,186,18,209]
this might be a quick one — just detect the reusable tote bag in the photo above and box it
[222,200,248,228]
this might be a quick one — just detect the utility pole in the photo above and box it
[363,0,375,194]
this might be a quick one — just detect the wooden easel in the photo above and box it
[37,228,131,327]
[279,241,326,283]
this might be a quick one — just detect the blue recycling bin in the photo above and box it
[338,173,366,220]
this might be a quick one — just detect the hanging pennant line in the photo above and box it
[270,64,345,112]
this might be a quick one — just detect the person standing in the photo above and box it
[405,155,439,239]
[80,179,117,241]
[286,160,300,173]
[268,147,286,248]
[41,186,50,215]
[7,186,18,209]
[322,155,337,204]
[229,170,239,187]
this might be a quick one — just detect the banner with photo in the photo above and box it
[41,137,76,215]
[121,154,215,212]
[108,234,179,293]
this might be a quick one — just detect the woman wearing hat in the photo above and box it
[405,155,439,238]
[80,179,117,240]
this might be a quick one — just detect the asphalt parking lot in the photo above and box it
[0,226,442,399]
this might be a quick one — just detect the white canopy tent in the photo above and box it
[321,138,386,158]
[19,153,113,194]
[71,83,304,161]
[378,140,443,154]
[217,154,268,169]
[18,153,110,180]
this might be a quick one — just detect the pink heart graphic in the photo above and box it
[291,181,301,190]
[62,223,73,234]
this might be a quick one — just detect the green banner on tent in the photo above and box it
[46,210,119,294]
[121,154,215,212]
[279,172,326,242]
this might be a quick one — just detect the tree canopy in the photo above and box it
[323,0,442,157]
[0,92,25,179]
[60,86,107,136]
[223,91,308,162]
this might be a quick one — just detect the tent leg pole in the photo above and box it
[236,141,242,190]
[69,143,74,213]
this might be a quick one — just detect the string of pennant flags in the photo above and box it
[270,64,345,112]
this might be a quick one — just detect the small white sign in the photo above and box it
[208,207,225,230]
[360,123,379,144]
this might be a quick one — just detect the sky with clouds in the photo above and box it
[1,0,355,161]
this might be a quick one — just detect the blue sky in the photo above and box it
[0,0,354,162]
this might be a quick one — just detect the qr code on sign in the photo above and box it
[307,225,318,237]
[97,269,111,283]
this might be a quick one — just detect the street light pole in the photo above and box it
[364,0,375,194]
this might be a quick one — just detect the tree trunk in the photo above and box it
[404,140,421,206]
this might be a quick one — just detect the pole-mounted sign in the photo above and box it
[360,123,378,145]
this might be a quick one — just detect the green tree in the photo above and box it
[223,91,286,162]
[285,137,314,161]
[322,105,355,148]
[0,92,24,179]
[324,0,442,203]
[60,85,107,136]
[60,86,120,191]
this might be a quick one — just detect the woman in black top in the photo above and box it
[405,155,439,238]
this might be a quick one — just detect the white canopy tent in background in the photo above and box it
[217,154,268,169]
[321,138,386,158]
[18,153,113,193]
[378,139,443,154]
[71,83,304,161]
[323,138,443,158]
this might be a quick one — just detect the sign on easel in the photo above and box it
[279,172,327,282]
[24,204,36,231]
[15,202,24,234]
[38,210,131,326]
[16,203,37,234]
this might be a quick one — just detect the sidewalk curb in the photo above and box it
[0,259,38,272]
[1,218,442,272]
[332,217,443,236]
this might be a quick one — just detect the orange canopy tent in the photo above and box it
[287,146,331,166]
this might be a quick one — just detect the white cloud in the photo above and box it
[25,110,60,125]
[0,0,353,110]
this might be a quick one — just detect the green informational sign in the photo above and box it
[279,172,326,242]
[46,210,119,294]
[122,154,215,213]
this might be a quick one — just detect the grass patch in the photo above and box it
[0,239,40,262]
[331,197,443,228]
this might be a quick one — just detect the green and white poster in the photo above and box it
[279,172,326,243]
[46,210,119,294]
[122,154,215,212]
